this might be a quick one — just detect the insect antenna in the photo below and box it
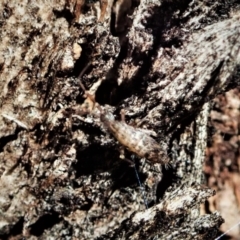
[78,63,91,90]
[164,162,172,170]
[131,156,149,209]
[77,63,103,113]
[163,150,175,170]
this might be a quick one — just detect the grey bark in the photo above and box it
[0,0,240,239]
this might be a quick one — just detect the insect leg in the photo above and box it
[131,155,148,209]
[119,150,148,208]
[119,147,134,166]
[78,64,104,114]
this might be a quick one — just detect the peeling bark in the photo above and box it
[0,0,240,239]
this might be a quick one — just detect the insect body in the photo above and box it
[100,110,169,164]
[78,65,169,165]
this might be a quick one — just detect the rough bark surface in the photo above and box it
[0,0,240,239]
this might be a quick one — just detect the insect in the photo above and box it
[77,65,170,166]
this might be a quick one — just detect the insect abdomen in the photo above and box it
[103,119,169,164]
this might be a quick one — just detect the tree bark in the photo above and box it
[0,0,240,239]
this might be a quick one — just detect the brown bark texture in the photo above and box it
[204,88,240,240]
[0,0,240,239]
